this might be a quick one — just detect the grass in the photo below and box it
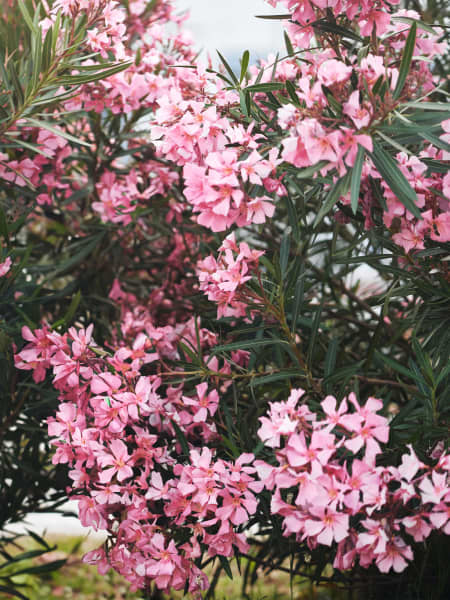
[0,535,346,600]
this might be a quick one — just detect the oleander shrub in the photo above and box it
[1,0,450,599]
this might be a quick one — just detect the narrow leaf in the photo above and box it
[239,50,250,84]
[255,13,292,20]
[313,20,363,42]
[279,233,290,280]
[420,132,450,154]
[393,22,417,100]
[171,421,190,457]
[291,269,305,332]
[350,145,365,214]
[369,140,420,218]
[392,16,437,35]
[314,171,351,227]
[307,300,324,368]
[244,82,285,93]
[211,338,288,356]
[18,0,38,34]
[284,31,295,56]
[285,80,300,106]
[218,556,233,580]
[324,338,339,393]
[24,117,91,148]
[217,51,239,86]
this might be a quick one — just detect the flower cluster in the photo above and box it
[5,0,450,596]
[197,233,264,319]
[14,323,260,596]
[257,389,450,573]
[150,67,285,231]
[45,0,128,60]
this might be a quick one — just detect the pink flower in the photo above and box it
[398,445,423,481]
[317,59,353,87]
[321,395,348,427]
[286,430,335,468]
[0,256,12,277]
[304,505,349,546]
[419,471,448,504]
[98,439,134,483]
[376,538,413,573]
[429,503,450,534]
[216,489,258,525]
[343,91,371,129]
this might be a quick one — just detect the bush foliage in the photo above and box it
[1,0,450,599]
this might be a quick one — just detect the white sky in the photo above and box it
[175,0,284,63]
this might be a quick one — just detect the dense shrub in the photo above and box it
[1,0,449,598]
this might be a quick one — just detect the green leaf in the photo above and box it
[324,338,339,393]
[30,26,43,93]
[285,80,300,106]
[244,82,285,93]
[279,233,290,280]
[307,300,324,368]
[8,61,24,107]
[58,61,132,85]
[211,338,288,356]
[221,434,240,458]
[171,421,190,457]
[218,556,234,580]
[313,171,351,227]
[178,341,200,364]
[323,361,364,385]
[250,369,302,387]
[375,350,422,383]
[285,192,299,241]
[392,22,416,100]
[313,19,363,42]
[291,270,305,332]
[52,290,82,329]
[255,13,292,20]
[42,26,53,72]
[239,50,250,84]
[392,16,437,36]
[350,145,365,214]
[53,233,104,276]
[11,559,67,576]
[0,585,29,600]
[239,89,251,117]
[52,10,62,54]
[403,101,450,111]
[291,160,328,180]
[217,51,239,86]
[412,338,434,385]
[420,132,450,154]
[24,117,91,147]
[436,363,450,387]
[18,0,38,34]
[0,206,9,243]
[284,31,295,56]
[369,140,420,218]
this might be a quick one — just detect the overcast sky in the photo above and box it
[175,0,284,63]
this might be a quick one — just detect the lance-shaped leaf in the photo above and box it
[255,13,292,20]
[279,233,291,280]
[392,22,416,100]
[239,50,250,84]
[244,82,285,93]
[217,50,239,86]
[24,117,91,148]
[350,145,365,214]
[314,170,351,227]
[369,140,421,218]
